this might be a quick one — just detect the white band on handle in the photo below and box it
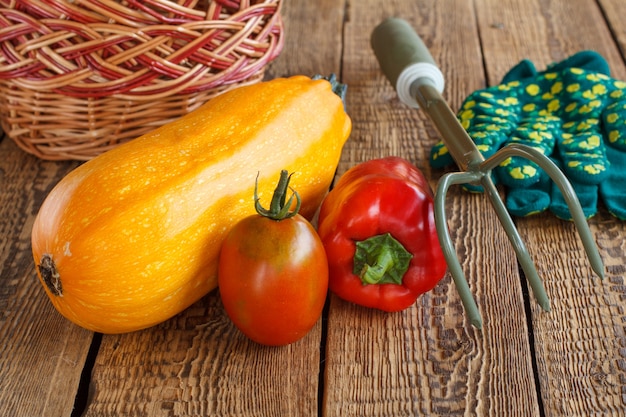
[396,62,445,108]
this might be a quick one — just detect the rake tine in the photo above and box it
[434,170,484,329]
[479,173,551,312]
[482,144,605,280]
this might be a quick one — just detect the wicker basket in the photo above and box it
[0,0,283,160]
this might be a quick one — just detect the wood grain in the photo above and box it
[476,0,626,415]
[83,295,322,417]
[523,215,626,416]
[0,138,90,417]
[265,0,347,79]
[322,0,539,415]
[599,0,626,58]
[476,0,626,81]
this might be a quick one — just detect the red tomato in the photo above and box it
[218,213,328,346]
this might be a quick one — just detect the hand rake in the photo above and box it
[370,18,604,328]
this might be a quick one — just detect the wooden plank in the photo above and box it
[84,296,322,416]
[475,0,626,82]
[523,215,626,416]
[80,1,347,416]
[475,0,626,415]
[597,0,626,58]
[322,0,540,415]
[0,138,92,417]
[265,0,346,78]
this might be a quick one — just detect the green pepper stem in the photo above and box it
[354,233,413,285]
[255,170,301,220]
[359,246,396,284]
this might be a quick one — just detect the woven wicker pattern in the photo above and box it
[0,0,283,160]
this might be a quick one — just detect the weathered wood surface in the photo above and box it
[0,136,88,417]
[1,0,626,416]
[476,1,626,416]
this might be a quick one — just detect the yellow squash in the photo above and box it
[31,75,352,333]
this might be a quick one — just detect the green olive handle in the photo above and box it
[370,17,444,108]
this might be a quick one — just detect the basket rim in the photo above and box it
[0,0,284,98]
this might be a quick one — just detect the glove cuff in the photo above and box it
[501,50,610,84]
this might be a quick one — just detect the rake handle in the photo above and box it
[371,18,483,172]
[370,17,445,109]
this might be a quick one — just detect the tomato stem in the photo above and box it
[255,170,301,220]
[354,233,413,285]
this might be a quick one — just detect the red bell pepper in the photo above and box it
[317,156,447,311]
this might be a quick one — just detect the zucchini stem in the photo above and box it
[313,74,347,107]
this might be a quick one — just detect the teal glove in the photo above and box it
[430,51,626,220]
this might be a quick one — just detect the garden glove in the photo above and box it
[429,51,626,220]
